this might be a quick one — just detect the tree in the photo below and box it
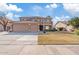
[0,11,12,31]
[0,16,12,31]
[68,17,79,28]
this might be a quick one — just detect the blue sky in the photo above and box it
[0,3,79,23]
[7,3,71,17]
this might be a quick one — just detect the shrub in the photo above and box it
[45,30,53,32]
[52,28,57,31]
[75,29,79,35]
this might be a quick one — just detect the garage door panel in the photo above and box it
[13,24,26,32]
[13,23,38,32]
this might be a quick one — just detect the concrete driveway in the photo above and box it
[0,32,38,45]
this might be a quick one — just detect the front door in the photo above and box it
[39,25,43,31]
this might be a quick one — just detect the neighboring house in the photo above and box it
[55,21,74,32]
[66,25,74,32]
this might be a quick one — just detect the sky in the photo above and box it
[0,3,79,24]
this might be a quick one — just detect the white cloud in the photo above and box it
[0,3,22,20]
[50,4,57,8]
[0,3,8,12]
[8,4,23,12]
[6,12,20,20]
[0,3,23,12]
[45,3,57,9]
[32,5,42,16]
[14,14,20,17]
[45,5,50,8]
[55,16,60,20]
[63,3,79,15]
[32,4,57,16]
[53,15,70,24]
[59,15,70,20]
[6,12,14,20]
[33,5,42,11]
[65,16,70,18]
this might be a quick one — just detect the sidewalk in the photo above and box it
[0,45,79,55]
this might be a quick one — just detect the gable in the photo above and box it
[55,22,67,28]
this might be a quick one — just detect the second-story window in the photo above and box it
[43,19,46,22]
[41,19,42,22]
[47,19,50,22]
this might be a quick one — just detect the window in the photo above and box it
[45,26,49,30]
[43,19,46,22]
[47,19,50,22]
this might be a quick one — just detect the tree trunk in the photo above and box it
[3,25,7,31]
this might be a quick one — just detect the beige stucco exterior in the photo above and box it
[66,25,74,32]
[55,21,74,32]
[13,21,39,32]
[17,16,53,32]
[55,22,67,29]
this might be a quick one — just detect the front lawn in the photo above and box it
[38,32,79,45]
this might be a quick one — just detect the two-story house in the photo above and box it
[12,16,53,32]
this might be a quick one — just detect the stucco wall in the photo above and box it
[13,23,26,32]
[13,23,38,32]
[55,22,67,29]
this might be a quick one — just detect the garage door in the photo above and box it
[13,24,26,32]
[13,23,38,32]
